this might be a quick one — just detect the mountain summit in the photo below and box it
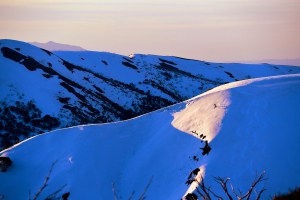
[30,41,86,51]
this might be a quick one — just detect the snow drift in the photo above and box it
[0,74,300,199]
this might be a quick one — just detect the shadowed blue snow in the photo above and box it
[0,103,201,199]
[1,74,300,199]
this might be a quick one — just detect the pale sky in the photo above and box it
[1,0,300,62]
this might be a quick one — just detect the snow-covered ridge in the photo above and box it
[1,38,300,151]
[1,74,299,199]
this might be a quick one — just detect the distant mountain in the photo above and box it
[0,39,300,151]
[1,74,299,199]
[30,41,86,51]
[234,58,300,67]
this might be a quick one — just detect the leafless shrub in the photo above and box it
[112,176,154,200]
[185,171,266,200]
[32,161,58,200]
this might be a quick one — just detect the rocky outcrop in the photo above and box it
[0,156,12,172]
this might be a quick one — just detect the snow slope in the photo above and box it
[1,74,299,199]
[173,74,300,198]
[2,39,300,151]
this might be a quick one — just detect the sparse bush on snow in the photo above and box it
[183,171,267,200]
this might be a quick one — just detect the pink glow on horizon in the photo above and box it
[1,0,299,62]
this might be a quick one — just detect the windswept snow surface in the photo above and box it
[173,74,300,198]
[0,105,202,200]
[1,39,300,151]
[1,74,300,199]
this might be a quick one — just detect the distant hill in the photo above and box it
[233,58,300,67]
[30,41,86,51]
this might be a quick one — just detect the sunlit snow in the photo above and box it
[1,74,299,199]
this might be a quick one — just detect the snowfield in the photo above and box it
[1,39,300,151]
[1,74,300,199]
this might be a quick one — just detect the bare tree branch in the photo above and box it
[138,176,154,200]
[227,171,266,200]
[206,186,224,200]
[45,184,67,200]
[215,177,233,200]
[33,160,57,200]
[194,176,213,200]
[255,188,266,200]
[230,182,241,199]
[127,191,135,200]
[241,171,266,200]
[199,177,212,200]
[195,188,207,200]
[112,176,153,200]
[111,182,119,200]
[187,171,267,200]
